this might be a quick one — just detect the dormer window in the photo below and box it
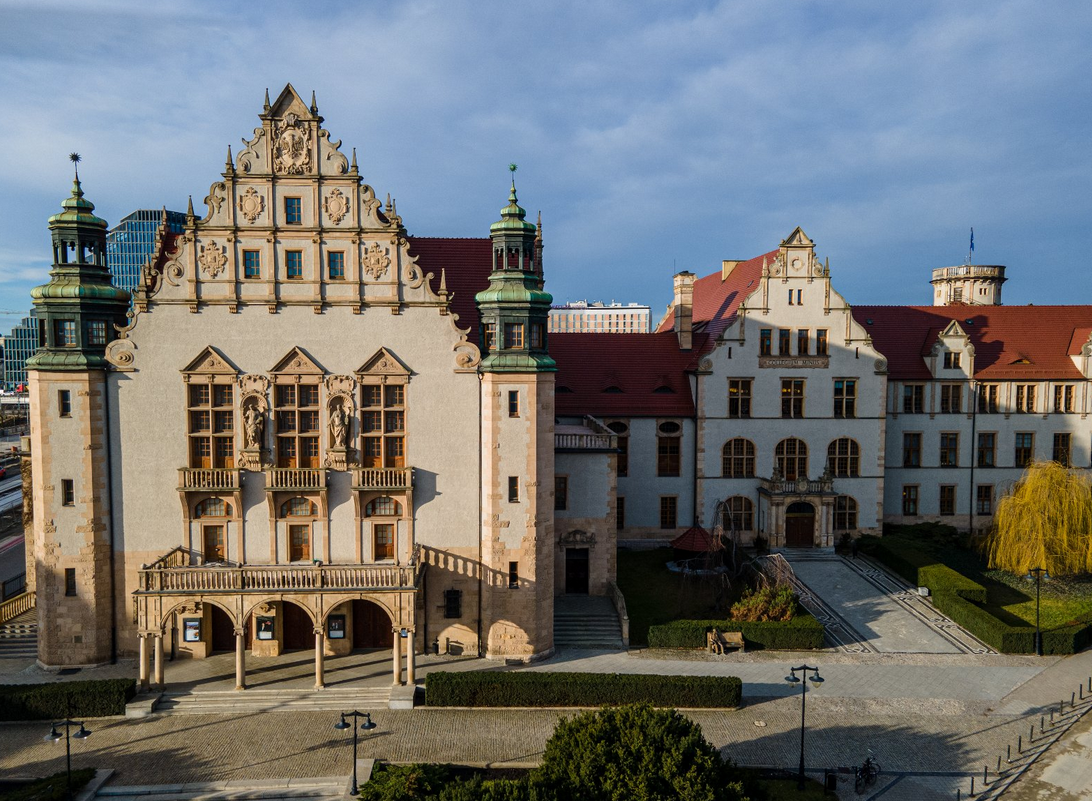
[943,352,961,369]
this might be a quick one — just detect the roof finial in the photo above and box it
[536,210,542,236]
[186,195,195,217]
[350,147,358,173]
[439,269,448,293]
[310,90,318,114]
[225,145,233,170]
[391,198,397,218]
[385,193,392,214]
[263,88,271,111]
[69,152,81,182]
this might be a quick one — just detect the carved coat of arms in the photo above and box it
[238,187,265,223]
[273,113,311,175]
[363,242,391,280]
[324,189,349,224]
[199,241,228,278]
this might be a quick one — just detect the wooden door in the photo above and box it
[203,525,225,562]
[352,600,393,649]
[785,502,815,548]
[282,602,313,650]
[289,524,311,562]
[210,604,234,653]
[565,548,590,594]
[373,524,394,560]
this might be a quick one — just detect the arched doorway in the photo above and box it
[352,599,393,650]
[209,605,235,653]
[785,501,815,548]
[282,601,314,651]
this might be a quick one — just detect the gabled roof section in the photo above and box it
[853,305,1092,380]
[182,346,236,375]
[656,249,777,340]
[551,332,705,417]
[408,236,493,341]
[781,227,814,248]
[266,83,315,122]
[271,346,324,375]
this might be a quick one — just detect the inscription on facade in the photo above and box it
[758,356,830,369]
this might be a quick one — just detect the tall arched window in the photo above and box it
[365,496,403,517]
[827,438,860,477]
[775,438,808,481]
[721,439,755,478]
[834,495,858,530]
[721,496,754,532]
[194,497,233,518]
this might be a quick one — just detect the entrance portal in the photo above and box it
[565,548,590,594]
[785,502,815,548]
[352,600,393,649]
[282,601,314,650]
[210,604,235,653]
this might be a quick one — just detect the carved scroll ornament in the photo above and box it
[363,242,391,280]
[324,188,349,224]
[199,241,228,278]
[238,187,265,223]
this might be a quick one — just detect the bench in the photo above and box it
[706,628,745,654]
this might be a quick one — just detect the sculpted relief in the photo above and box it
[199,241,228,278]
[238,187,265,223]
[363,242,391,280]
[323,188,349,224]
[273,113,311,175]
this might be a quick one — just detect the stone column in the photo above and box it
[314,628,325,689]
[392,629,402,686]
[153,633,164,689]
[235,628,246,691]
[138,634,149,691]
[406,632,416,685]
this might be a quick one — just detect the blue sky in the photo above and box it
[1,0,1090,331]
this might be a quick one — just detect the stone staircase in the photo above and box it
[553,595,625,649]
[155,685,392,715]
[0,609,37,659]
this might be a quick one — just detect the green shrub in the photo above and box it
[0,769,96,801]
[424,671,741,708]
[729,585,797,622]
[0,679,136,721]
[647,612,824,650]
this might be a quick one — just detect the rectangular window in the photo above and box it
[816,329,828,356]
[554,476,568,511]
[289,524,311,562]
[978,384,999,413]
[1054,385,1075,413]
[64,568,76,597]
[977,433,996,467]
[659,496,677,530]
[940,384,962,414]
[902,384,924,413]
[797,329,809,356]
[285,250,303,279]
[616,497,625,530]
[833,379,856,419]
[87,320,107,346]
[616,434,628,477]
[360,383,405,469]
[976,485,994,516]
[530,323,544,349]
[276,382,320,468]
[374,524,394,560]
[781,379,805,418]
[901,485,919,516]
[285,196,302,224]
[943,352,961,369]
[504,323,524,349]
[1015,384,1036,413]
[657,437,681,476]
[940,432,959,467]
[484,323,497,352]
[243,250,261,279]
[55,320,76,347]
[759,329,772,356]
[728,379,752,418]
[507,390,519,417]
[1014,432,1034,468]
[903,433,921,467]
[58,390,71,417]
[443,589,462,619]
[778,329,791,356]
[939,485,956,516]
[1053,433,1072,467]
[327,251,345,279]
[508,561,519,589]
[61,479,74,506]
[508,476,520,503]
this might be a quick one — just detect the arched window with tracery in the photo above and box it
[721,496,754,533]
[775,438,808,481]
[827,438,860,477]
[365,496,403,517]
[721,438,755,478]
[834,495,858,530]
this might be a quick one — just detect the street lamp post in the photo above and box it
[334,710,377,795]
[1025,567,1050,656]
[785,664,823,791]
[44,717,91,801]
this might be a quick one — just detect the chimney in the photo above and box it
[673,271,696,351]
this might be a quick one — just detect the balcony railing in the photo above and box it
[758,476,835,495]
[137,561,421,594]
[931,265,1005,280]
[265,468,327,491]
[555,433,617,451]
[178,468,241,491]
[352,467,413,491]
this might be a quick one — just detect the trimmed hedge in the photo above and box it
[867,538,986,602]
[0,679,136,721]
[647,613,824,650]
[425,671,742,708]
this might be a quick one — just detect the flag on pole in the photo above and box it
[970,228,974,253]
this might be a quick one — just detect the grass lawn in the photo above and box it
[617,547,741,645]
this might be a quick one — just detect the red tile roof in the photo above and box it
[407,236,493,341]
[550,332,705,417]
[656,250,776,339]
[670,525,715,553]
[852,305,1092,380]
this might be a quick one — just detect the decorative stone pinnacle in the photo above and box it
[350,147,358,172]
[263,88,271,111]
[310,90,318,114]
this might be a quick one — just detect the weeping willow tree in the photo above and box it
[984,461,1092,576]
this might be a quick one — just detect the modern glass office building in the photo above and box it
[2,311,38,390]
[106,209,186,295]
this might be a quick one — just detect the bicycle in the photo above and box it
[854,751,880,794]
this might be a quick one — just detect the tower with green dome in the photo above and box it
[27,157,129,667]
[476,168,556,661]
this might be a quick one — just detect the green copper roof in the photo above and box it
[479,351,556,372]
[489,182,537,236]
[475,273,553,306]
[48,179,108,228]
[30,275,130,304]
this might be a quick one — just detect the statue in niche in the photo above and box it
[243,402,265,449]
[329,400,349,449]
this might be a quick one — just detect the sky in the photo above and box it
[1,0,1090,332]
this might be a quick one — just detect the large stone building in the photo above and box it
[22,85,1092,681]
